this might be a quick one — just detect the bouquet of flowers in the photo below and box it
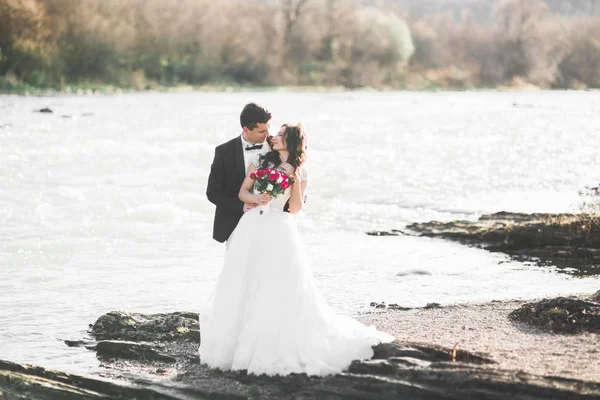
[250,167,290,213]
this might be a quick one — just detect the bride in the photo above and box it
[199,123,394,376]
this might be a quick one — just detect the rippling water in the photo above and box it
[1,90,599,374]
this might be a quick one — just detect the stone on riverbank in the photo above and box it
[6,308,598,399]
[89,340,177,362]
[63,310,600,398]
[0,358,188,400]
[509,297,600,334]
[407,212,600,249]
[90,310,199,342]
[400,211,600,276]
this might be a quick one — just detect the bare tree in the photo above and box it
[558,17,600,88]
[279,0,311,71]
[281,0,309,48]
[494,0,550,79]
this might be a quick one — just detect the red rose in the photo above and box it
[250,172,256,179]
[280,180,289,189]
[256,169,267,178]
[269,171,280,181]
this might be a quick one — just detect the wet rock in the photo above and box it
[89,340,177,363]
[369,302,412,310]
[370,302,387,308]
[371,341,494,365]
[388,356,433,369]
[402,212,600,276]
[5,348,599,400]
[366,229,409,236]
[346,359,599,400]
[64,340,93,347]
[37,107,53,113]
[0,358,189,399]
[90,311,199,342]
[178,339,598,399]
[25,310,597,399]
[509,297,600,334]
[424,302,442,309]
[388,304,412,311]
[407,212,600,249]
[397,269,432,276]
[367,230,399,236]
[591,290,600,302]
[347,358,400,375]
[83,311,201,373]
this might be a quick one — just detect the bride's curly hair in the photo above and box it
[260,123,307,183]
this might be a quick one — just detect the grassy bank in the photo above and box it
[3,80,597,96]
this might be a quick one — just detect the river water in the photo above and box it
[0,90,599,374]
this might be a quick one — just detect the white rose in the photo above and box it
[276,176,283,184]
[266,183,274,191]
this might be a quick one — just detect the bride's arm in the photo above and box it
[239,164,272,205]
[287,170,308,215]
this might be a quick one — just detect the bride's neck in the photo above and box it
[278,151,289,164]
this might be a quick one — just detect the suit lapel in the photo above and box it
[234,136,245,180]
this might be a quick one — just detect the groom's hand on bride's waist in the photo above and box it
[243,203,258,212]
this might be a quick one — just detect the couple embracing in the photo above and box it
[199,102,393,377]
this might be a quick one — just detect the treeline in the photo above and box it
[0,0,599,91]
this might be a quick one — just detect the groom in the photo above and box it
[207,102,273,243]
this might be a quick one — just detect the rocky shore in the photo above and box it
[2,292,599,399]
[3,212,599,398]
[362,293,600,383]
[369,211,600,276]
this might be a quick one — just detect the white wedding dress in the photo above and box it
[199,173,394,376]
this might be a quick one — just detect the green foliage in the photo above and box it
[358,8,415,63]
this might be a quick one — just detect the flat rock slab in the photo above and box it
[406,212,600,249]
[177,343,600,400]
[4,348,600,400]
[89,340,178,363]
[395,211,600,276]
[346,359,600,400]
[0,359,187,400]
[372,341,494,365]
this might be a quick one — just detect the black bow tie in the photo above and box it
[245,144,263,151]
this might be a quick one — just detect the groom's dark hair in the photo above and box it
[240,102,272,130]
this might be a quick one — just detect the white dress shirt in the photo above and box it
[240,134,270,174]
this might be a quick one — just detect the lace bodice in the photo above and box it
[266,188,292,212]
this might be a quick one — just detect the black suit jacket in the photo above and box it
[207,136,246,243]
[207,135,294,242]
